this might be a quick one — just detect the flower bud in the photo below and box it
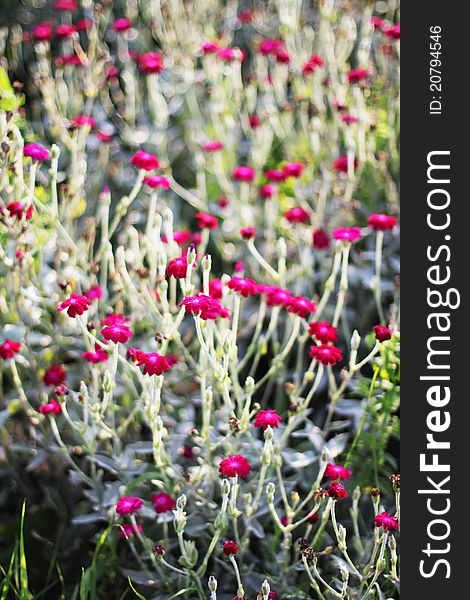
[176,494,187,510]
[221,478,231,496]
[263,425,273,441]
[351,329,361,351]
[245,376,255,395]
[51,144,60,159]
[187,244,197,266]
[266,482,275,503]
[208,575,217,593]
[202,253,212,272]
[261,579,271,600]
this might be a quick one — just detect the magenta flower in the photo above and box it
[38,400,62,416]
[126,347,146,363]
[23,143,49,161]
[384,24,400,40]
[152,492,176,513]
[43,364,66,386]
[227,277,258,297]
[112,18,133,32]
[202,140,224,152]
[332,227,362,243]
[194,212,218,230]
[0,339,21,360]
[254,409,282,430]
[260,184,276,198]
[32,22,53,41]
[82,346,109,364]
[287,296,316,318]
[375,511,399,531]
[208,278,223,300]
[201,41,219,54]
[367,213,398,231]
[143,176,170,189]
[137,52,164,74]
[71,115,96,129]
[55,24,76,38]
[166,255,190,279]
[85,285,103,301]
[309,321,338,343]
[137,352,171,376]
[258,39,284,55]
[333,154,358,173]
[265,287,292,307]
[342,114,358,125]
[347,68,369,84]
[324,463,352,481]
[131,150,159,171]
[116,496,143,515]
[265,169,285,183]
[57,294,90,318]
[219,455,251,478]
[180,294,229,320]
[374,325,392,342]
[223,540,238,556]
[284,207,310,224]
[310,344,343,366]
[282,162,304,178]
[232,165,256,182]
[327,481,349,500]
[101,313,129,327]
[240,227,256,240]
[53,0,77,10]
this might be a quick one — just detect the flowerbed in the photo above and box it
[0,1,400,598]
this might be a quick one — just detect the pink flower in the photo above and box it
[371,16,384,30]
[209,279,223,300]
[180,294,229,320]
[227,277,258,297]
[374,325,392,343]
[76,19,92,31]
[265,287,292,307]
[96,130,113,143]
[38,400,62,416]
[309,321,337,343]
[333,154,358,173]
[282,162,304,178]
[202,140,224,152]
[218,197,229,208]
[341,114,358,125]
[312,227,330,250]
[32,22,53,41]
[287,296,316,318]
[254,409,282,430]
[310,344,343,366]
[240,227,256,240]
[223,540,238,555]
[216,47,240,62]
[54,384,69,396]
[101,313,129,327]
[118,523,142,539]
[152,492,176,513]
[306,510,319,524]
[332,227,362,243]
[219,455,251,478]
[112,18,133,32]
[327,481,348,500]
[162,230,192,246]
[57,294,90,318]
[302,54,325,75]
[71,115,96,129]
[194,212,218,230]
[126,347,146,363]
[137,352,171,376]
[55,24,76,38]
[347,68,369,84]
[239,10,254,23]
[284,207,310,224]
[23,143,49,161]
[201,41,219,54]
[367,214,398,231]
[375,511,399,531]
[143,175,170,189]
[324,463,352,481]
[7,202,33,220]
[275,49,290,63]
[116,496,143,515]
[384,24,400,40]
[260,184,276,198]
[249,114,261,128]
[43,364,66,386]
[102,324,133,344]
[53,0,77,10]
[82,346,109,364]
[258,39,284,55]
[131,150,159,171]
[0,339,21,360]
[166,254,191,279]
[265,169,285,183]
[85,285,103,301]
[232,165,255,183]
[137,52,164,74]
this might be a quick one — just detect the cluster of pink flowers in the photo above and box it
[180,294,230,320]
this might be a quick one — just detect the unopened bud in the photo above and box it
[351,329,361,351]
[202,253,212,272]
[208,575,217,593]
